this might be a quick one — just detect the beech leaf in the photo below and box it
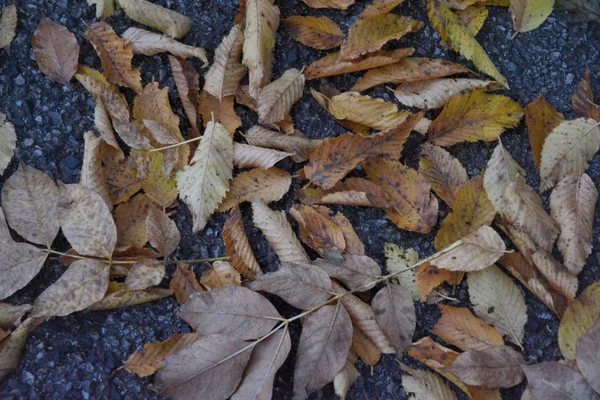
[419,143,468,208]
[233,143,292,169]
[200,261,242,289]
[204,24,246,100]
[32,17,79,85]
[510,0,554,33]
[258,68,305,124]
[290,204,346,256]
[170,264,202,305]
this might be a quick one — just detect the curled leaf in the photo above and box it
[223,205,262,280]
[123,27,207,63]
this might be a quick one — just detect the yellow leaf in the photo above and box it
[258,68,305,124]
[558,282,600,360]
[427,0,508,87]
[140,151,179,209]
[118,0,191,39]
[87,0,115,18]
[283,16,343,50]
[419,142,468,208]
[510,0,554,33]
[456,5,488,36]
[428,90,523,146]
[204,24,246,100]
[384,243,420,301]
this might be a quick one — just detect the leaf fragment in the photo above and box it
[32,17,79,85]
[0,5,17,49]
[483,142,526,216]
[0,112,16,176]
[401,364,459,400]
[525,95,565,170]
[284,16,343,50]
[576,318,600,394]
[122,27,207,63]
[0,317,44,382]
[114,194,153,249]
[145,208,180,258]
[301,0,355,9]
[118,0,191,39]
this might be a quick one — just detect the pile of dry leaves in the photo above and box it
[1,0,600,399]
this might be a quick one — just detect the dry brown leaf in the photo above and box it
[0,243,48,301]
[32,17,79,85]
[483,142,526,215]
[283,16,343,50]
[419,142,468,208]
[522,362,599,400]
[447,346,524,388]
[146,208,180,257]
[90,280,164,310]
[301,0,355,9]
[352,328,382,365]
[401,364,459,400]
[170,264,202,304]
[363,158,439,234]
[353,57,469,92]
[245,262,333,309]
[258,68,305,124]
[118,0,191,39]
[333,212,365,256]
[433,304,504,351]
[341,14,423,60]
[219,167,291,212]
[114,194,153,249]
[559,282,600,360]
[0,5,17,49]
[84,21,142,92]
[371,283,416,356]
[177,121,233,233]
[243,0,280,99]
[57,183,117,258]
[294,305,353,399]
[251,200,309,264]
[429,90,523,146]
[198,92,242,135]
[80,131,111,208]
[123,333,200,377]
[290,204,346,256]
[245,125,322,162]
[223,205,262,280]
[123,259,165,291]
[204,24,246,100]
[305,48,414,80]
[530,249,578,301]
[168,56,201,134]
[305,114,422,189]
[525,95,565,170]
[572,69,600,121]
[154,334,253,399]
[550,173,597,274]
[1,162,59,247]
[0,317,44,382]
[32,259,110,317]
[122,27,206,64]
[576,318,600,394]
[232,143,291,169]
[179,286,281,340]
[316,255,382,291]
[200,261,241,289]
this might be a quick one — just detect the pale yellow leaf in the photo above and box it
[232,143,292,169]
[118,0,191,39]
[559,282,600,360]
[392,78,499,109]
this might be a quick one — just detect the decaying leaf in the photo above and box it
[522,361,599,400]
[419,143,468,208]
[204,24,246,101]
[177,121,233,233]
[447,346,525,388]
[316,255,382,291]
[84,21,142,92]
[525,95,565,170]
[550,173,597,274]
[572,69,600,121]
[168,56,201,134]
[2,162,59,247]
[428,90,523,146]
[558,281,600,360]
[124,259,165,291]
[258,68,305,124]
[384,243,420,300]
[139,151,179,208]
[179,286,281,340]
[510,0,554,33]
[371,283,416,356]
[353,57,469,92]
[290,205,346,256]
[401,364,459,400]
[539,117,600,191]
[0,303,32,330]
[456,4,489,36]
[122,27,207,64]
[284,16,343,50]
[0,5,17,49]
[245,125,322,162]
[427,0,508,86]
[118,0,192,39]
[170,264,202,304]
[246,262,333,309]
[32,17,79,85]
[90,280,167,310]
[530,249,578,303]
[352,327,382,366]
[0,243,48,301]
[197,92,242,135]
[80,131,111,207]
[576,318,600,394]
[146,208,180,257]
[200,261,242,289]
[114,194,153,249]
[32,259,109,317]
[219,168,291,212]
[252,200,309,264]
[0,111,16,176]
[243,0,280,98]
[340,14,423,60]
[294,305,353,399]
[468,265,527,347]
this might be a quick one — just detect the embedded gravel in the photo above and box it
[0,0,599,399]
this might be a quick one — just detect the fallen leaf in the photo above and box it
[456,5,489,36]
[57,183,117,258]
[154,334,253,399]
[198,92,242,135]
[0,243,48,301]
[32,17,79,85]
[124,259,165,290]
[145,209,179,258]
[31,259,110,317]
[246,262,333,309]
[371,283,416,356]
[170,264,202,304]
[123,333,200,377]
[353,57,469,92]
[283,16,343,50]
[80,131,111,207]
[333,352,360,400]
[510,0,554,33]
[204,24,246,100]
[305,48,414,80]
[0,317,44,382]
[525,95,565,170]
[84,21,142,92]
[392,78,499,109]
[114,194,153,249]
[168,56,201,134]
[251,200,309,264]
[219,168,291,212]
[447,346,524,388]
[352,328,382,365]
[179,286,281,340]
[384,243,420,300]
[0,303,32,330]
[290,205,346,256]
[139,151,179,208]
[301,0,355,9]
[177,121,233,233]
[531,249,579,301]
[401,364,458,400]
[419,143,468,208]
[118,0,191,39]
[258,68,305,124]
[0,5,17,49]
[294,305,353,399]
[429,90,523,146]
[0,112,16,176]
[1,162,59,247]
[87,0,115,18]
[557,0,600,23]
[558,281,600,360]
[245,125,322,162]
[522,361,599,400]
[340,14,423,60]
[572,69,600,121]
[122,27,207,64]
[468,265,527,347]
[483,142,527,215]
[316,255,382,291]
[360,0,408,18]
[242,0,280,98]
[233,143,291,169]
[427,0,508,87]
[200,261,241,289]
[231,327,291,400]
[539,117,600,191]
[223,205,262,280]
[576,318,600,394]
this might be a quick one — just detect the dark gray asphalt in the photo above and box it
[0,0,599,399]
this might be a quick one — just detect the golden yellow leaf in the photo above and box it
[204,24,246,100]
[200,261,242,289]
[456,5,488,36]
[118,0,191,39]
[198,92,242,135]
[558,282,600,360]
[219,167,291,212]
[340,14,423,60]
[84,21,142,92]
[170,264,203,304]
[0,5,17,49]
[258,68,305,124]
[122,27,207,63]
[283,16,343,50]
[223,205,262,280]
[419,142,468,208]
[139,151,179,208]
[429,90,523,146]
[510,0,554,33]
[427,0,508,87]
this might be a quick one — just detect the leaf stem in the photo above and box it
[44,249,228,265]
[148,136,202,152]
